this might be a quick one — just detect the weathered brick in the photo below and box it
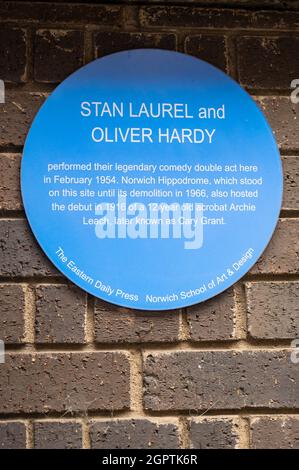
[0,28,27,83]
[186,287,239,342]
[35,285,86,344]
[0,2,123,25]
[34,30,84,83]
[0,219,59,277]
[144,350,299,411]
[250,417,299,449]
[140,7,299,30]
[282,157,299,211]
[257,97,299,150]
[0,284,25,343]
[94,299,180,344]
[237,36,299,90]
[0,352,130,414]
[0,154,22,211]
[185,34,227,72]
[0,92,45,147]
[189,418,239,449]
[94,32,176,58]
[34,421,82,449]
[246,281,299,340]
[250,219,299,274]
[0,422,26,449]
[90,419,179,449]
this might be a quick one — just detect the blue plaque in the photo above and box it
[21,49,282,310]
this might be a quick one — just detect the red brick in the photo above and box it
[0,353,130,414]
[33,421,82,449]
[186,287,239,342]
[0,219,59,277]
[35,285,86,344]
[250,416,299,449]
[0,28,27,83]
[94,299,180,344]
[144,350,299,411]
[34,30,84,83]
[0,284,25,343]
[0,154,22,211]
[250,219,299,274]
[246,281,299,340]
[90,419,180,449]
[189,417,239,449]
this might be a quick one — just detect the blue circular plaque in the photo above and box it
[21,49,282,310]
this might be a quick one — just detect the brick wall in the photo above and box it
[0,0,299,449]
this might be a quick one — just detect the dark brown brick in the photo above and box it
[34,30,84,83]
[35,285,86,344]
[189,418,239,449]
[94,32,176,58]
[0,284,25,343]
[238,36,299,90]
[282,157,299,211]
[90,419,179,449]
[0,2,122,25]
[144,350,299,411]
[0,28,27,83]
[257,97,299,150]
[0,422,26,449]
[0,219,59,277]
[250,219,299,274]
[186,287,239,342]
[0,92,45,147]
[185,35,227,72]
[250,417,299,449]
[140,7,299,30]
[0,154,22,211]
[0,352,130,414]
[94,300,180,344]
[34,421,82,449]
[246,281,299,340]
